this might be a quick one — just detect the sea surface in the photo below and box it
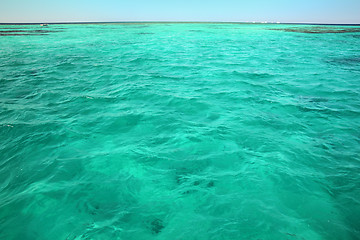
[0,23,360,240]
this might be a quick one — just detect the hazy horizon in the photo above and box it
[1,0,360,24]
[1,21,360,25]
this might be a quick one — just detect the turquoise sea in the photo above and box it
[0,23,360,240]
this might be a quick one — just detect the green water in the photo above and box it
[0,23,360,240]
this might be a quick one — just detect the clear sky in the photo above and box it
[1,0,359,24]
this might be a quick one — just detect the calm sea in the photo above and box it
[1,23,360,239]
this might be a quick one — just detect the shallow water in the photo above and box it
[0,23,360,240]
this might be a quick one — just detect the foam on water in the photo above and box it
[0,23,360,240]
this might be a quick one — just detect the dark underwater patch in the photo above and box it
[136,32,155,35]
[0,30,57,33]
[338,57,360,64]
[270,27,360,34]
[0,29,62,36]
[327,56,360,67]
[0,33,48,36]
[150,219,164,234]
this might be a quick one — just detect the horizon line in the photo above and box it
[1,21,360,26]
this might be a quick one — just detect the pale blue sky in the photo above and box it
[1,0,359,23]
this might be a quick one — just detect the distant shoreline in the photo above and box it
[0,21,360,26]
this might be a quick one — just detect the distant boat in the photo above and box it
[40,24,48,27]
